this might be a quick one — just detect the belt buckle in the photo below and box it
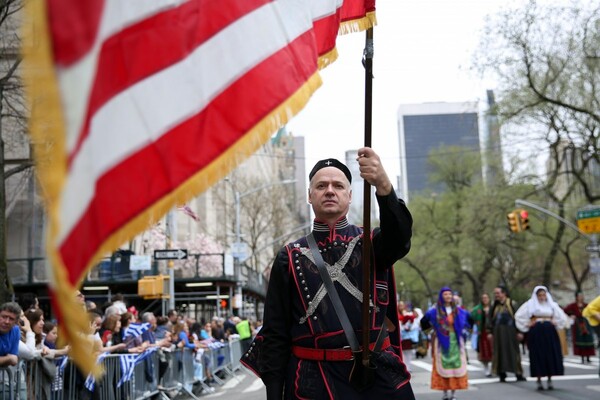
[344,346,354,361]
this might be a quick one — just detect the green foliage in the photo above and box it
[394,144,591,309]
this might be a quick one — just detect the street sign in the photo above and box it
[154,249,188,260]
[231,242,248,260]
[585,244,600,253]
[130,255,152,270]
[224,254,234,276]
[576,207,600,234]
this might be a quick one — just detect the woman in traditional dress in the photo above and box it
[398,301,419,371]
[421,287,470,400]
[515,286,569,391]
[564,291,596,363]
[470,293,493,377]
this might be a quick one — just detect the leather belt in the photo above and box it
[292,337,391,362]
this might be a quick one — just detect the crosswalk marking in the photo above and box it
[222,373,247,389]
[410,360,432,371]
[562,361,598,370]
[242,378,266,393]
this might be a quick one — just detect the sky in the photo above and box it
[286,0,510,184]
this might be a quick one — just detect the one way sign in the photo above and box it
[154,249,188,260]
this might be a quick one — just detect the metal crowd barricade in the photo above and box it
[129,349,164,400]
[207,341,234,385]
[5,345,240,400]
[228,338,243,373]
[0,364,19,400]
[158,348,200,400]
[159,348,183,395]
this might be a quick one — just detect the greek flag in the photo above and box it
[84,352,110,392]
[117,354,139,388]
[58,356,68,372]
[117,347,159,388]
[123,322,150,340]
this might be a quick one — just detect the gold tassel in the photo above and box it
[338,12,377,35]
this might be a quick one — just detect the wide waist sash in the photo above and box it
[292,337,391,362]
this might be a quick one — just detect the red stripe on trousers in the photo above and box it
[68,0,272,166]
[58,31,318,283]
[47,0,105,66]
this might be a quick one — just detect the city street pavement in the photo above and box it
[187,348,600,399]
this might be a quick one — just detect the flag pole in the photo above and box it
[361,26,374,369]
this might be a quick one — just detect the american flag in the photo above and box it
[24,0,376,374]
[177,204,200,222]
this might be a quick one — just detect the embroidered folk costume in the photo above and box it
[421,287,470,399]
[515,286,569,390]
[470,294,493,376]
[563,293,596,361]
[241,153,414,399]
[488,287,526,382]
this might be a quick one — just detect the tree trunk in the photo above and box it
[0,101,12,303]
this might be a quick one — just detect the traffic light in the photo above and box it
[220,299,228,309]
[518,209,530,231]
[507,211,521,233]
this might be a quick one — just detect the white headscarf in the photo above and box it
[515,285,570,332]
[527,285,558,315]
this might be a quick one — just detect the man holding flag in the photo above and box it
[242,148,414,399]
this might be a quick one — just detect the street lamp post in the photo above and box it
[231,179,296,316]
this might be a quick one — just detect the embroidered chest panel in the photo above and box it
[286,232,389,339]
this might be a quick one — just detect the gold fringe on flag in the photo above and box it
[318,47,339,70]
[23,0,323,377]
[22,0,102,378]
[87,71,323,286]
[338,11,377,35]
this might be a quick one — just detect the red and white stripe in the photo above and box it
[48,0,366,283]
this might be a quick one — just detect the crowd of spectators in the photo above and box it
[0,291,263,398]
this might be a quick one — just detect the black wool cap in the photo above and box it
[309,158,352,184]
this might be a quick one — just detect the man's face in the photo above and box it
[0,310,17,334]
[308,167,351,221]
[494,288,505,302]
